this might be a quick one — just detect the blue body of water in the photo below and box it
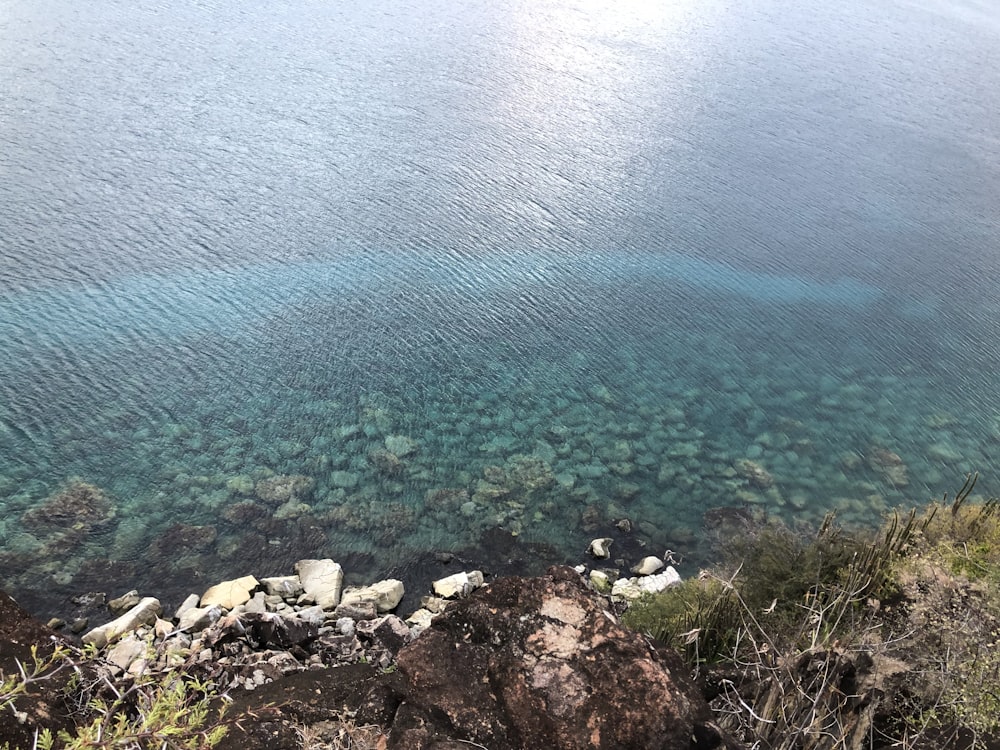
[2,0,999,614]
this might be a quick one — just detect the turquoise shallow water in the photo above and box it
[2,0,1000,614]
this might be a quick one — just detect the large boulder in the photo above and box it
[294,559,343,609]
[340,579,405,613]
[388,566,735,749]
[200,575,259,609]
[82,597,162,648]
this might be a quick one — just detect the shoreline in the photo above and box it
[1,546,698,749]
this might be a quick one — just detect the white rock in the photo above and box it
[82,598,162,649]
[243,591,268,614]
[296,605,327,627]
[432,570,484,599]
[174,594,200,620]
[294,559,344,609]
[631,556,665,576]
[260,575,304,599]
[610,578,644,601]
[573,564,586,574]
[106,634,147,672]
[611,566,683,601]
[340,579,405,613]
[406,608,435,635]
[177,605,223,633]
[200,575,259,609]
[420,595,449,614]
[588,538,613,559]
[152,618,173,640]
[126,656,149,679]
[638,566,682,594]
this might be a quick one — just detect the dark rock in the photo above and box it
[150,523,218,554]
[314,631,364,663]
[242,612,319,650]
[387,565,737,749]
[203,613,249,648]
[70,591,107,609]
[214,665,405,750]
[356,615,411,656]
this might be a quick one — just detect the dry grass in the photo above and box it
[295,711,386,750]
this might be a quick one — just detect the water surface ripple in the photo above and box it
[1,0,999,615]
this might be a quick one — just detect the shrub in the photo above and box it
[620,475,1000,748]
[1,643,229,750]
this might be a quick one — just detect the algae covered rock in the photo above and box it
[254,474,316,504]
[384,434,418,457]
[734,459,774,490]
[866,446,909,488]
[21,480,117,532]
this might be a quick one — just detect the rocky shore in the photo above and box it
[2,546,731,750]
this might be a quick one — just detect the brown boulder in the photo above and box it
[388,566,737,750]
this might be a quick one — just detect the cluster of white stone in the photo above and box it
[582,539,683,602]
[77,558,489,682]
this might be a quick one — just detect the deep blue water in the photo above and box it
[2,0,999,615]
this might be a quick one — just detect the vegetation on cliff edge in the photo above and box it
[623,473,1000,749]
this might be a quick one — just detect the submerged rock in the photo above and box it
[384,435,418,457]
[328,470,360,489]
[150,523,217,554]
[367,449,404,475]
[734,459,774,490]
[254,474,315,505]
[21,480,116,532]
[867,446,909,488]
